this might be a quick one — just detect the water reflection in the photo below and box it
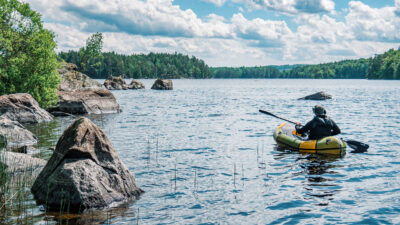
[44,200,139,225]
[274,146,342,205]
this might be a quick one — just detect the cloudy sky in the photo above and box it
[25,0,400,67]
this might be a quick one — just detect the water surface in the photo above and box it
[27,79,400,224]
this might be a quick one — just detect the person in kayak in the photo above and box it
[295,105,341,140]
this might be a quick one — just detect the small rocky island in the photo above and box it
[298,91,332,100]
[104,76,145,90]
[151,79,173,90]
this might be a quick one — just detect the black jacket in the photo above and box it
[295,115,340,140]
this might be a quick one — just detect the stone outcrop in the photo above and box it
[151,79,173,90]
[0,93,53,123]
[51,63,121,115]
[104,76,128,90]
[129,79,145,89]
[50,90,121,115]
[0,151,46,173]
[298,91,332,100]
[104,76,145,90]
[0,116,37,147]
[58,63,104,91]
[31,117,143,212]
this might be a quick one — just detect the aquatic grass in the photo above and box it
[0,147,39,224]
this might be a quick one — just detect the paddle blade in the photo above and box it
[259,109,272,116]
[346,139,369,153]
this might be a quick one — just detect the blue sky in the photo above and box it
[26,0,400,66]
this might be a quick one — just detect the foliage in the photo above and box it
[78,32,103,71]
[58,51,211,79]
[0,0,60,108]
[210,66,281,78]
[367,48,400,79]
[281,59,370,79]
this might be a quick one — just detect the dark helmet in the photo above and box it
[313,105,326,116]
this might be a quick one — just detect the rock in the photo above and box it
[0,93,53,123]
[104,76,128,90]
[298,91,332,100]
[0,116,37,147]
[128,80,145,89]
[58,63,105,91]
[49,90,121,115]
[31,117,143,212]
[103,76,145,90]
[52,63,121,115]
[0,151,46,173]
[151,79,173,90]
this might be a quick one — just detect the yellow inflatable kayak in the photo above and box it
[273,122,346,155]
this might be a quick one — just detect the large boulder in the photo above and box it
[0,93,53,123]
[52,63,121,115]
[151,79,173,90]
[31,117,143,212]
[298,91,332,100]
[0,116,37,147]
[58,63,104,91]
[50,90,121,115]
[104,76,145,90]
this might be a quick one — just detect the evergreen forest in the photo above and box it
[58,47,400,80]
[58,51,211,79]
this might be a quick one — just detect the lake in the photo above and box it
[15,79,400,224]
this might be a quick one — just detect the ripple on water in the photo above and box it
[22,79,400,224]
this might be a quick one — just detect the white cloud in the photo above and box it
[203,0,228,7]
[233,0,335,14]
[346,1,400,42]
[25,0,400,66]
[231,13,291,47]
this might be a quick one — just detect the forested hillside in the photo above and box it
[367,48,400,79]
[58,51,211,79]
[210,66,281,78]
[210,59,369,79]
[59,48,400,80]
[282,59,370,79]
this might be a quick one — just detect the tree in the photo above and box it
[79,32,103,71]
[0,0,60,108]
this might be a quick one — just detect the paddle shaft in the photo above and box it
[259,110,297,125]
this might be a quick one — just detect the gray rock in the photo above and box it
[0,151,46,173]
[151,79,173,90]
[51,63,121,115]
[298,91,332,100]
[31,117,143,212]
[128,80,145,89]
[104,76,128,90]
[104,76,145,90]
[58,63,105,91]
[0,93,53,123]
[0,116,37,147]
[50,90,121,114]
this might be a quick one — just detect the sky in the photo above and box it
[25,0,400,67]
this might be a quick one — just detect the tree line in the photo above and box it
[1,0,399,109]
[58,51,211,79]
[367,48,400,79]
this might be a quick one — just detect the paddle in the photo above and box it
[258,109,369,153]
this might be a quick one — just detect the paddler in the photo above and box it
[295,105,341,140]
